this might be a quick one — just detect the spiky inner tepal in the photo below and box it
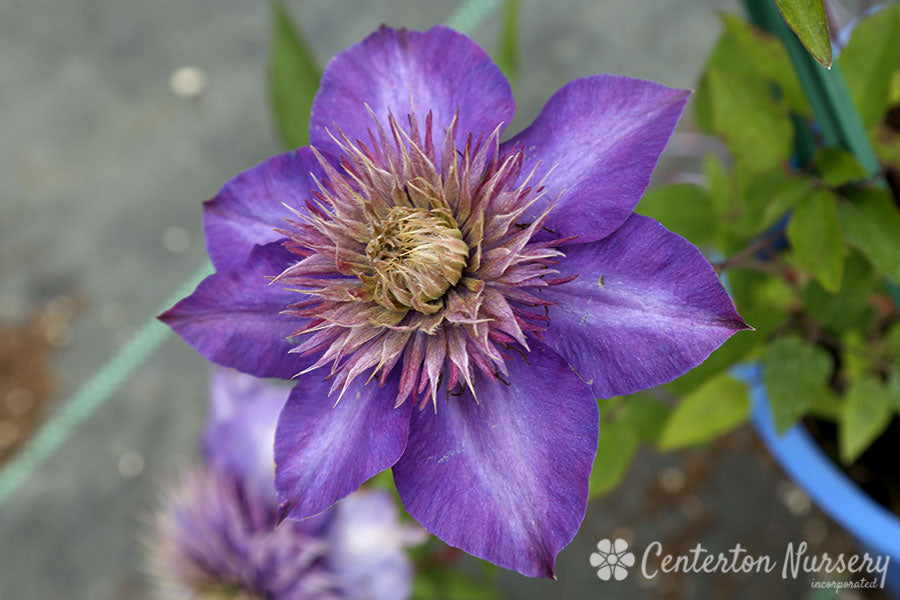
[275,110,574,409]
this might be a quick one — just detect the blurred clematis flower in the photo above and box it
[160,25,748,577]
[147,368,424,599]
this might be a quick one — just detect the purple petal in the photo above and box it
[310,25,514,158]
[274,372,412,521]
[159,243,305,379]
[203,147,325,271]
[392,342,598,578]
[501,75,689,244]
[202,367,291,501]
[541,214,750,398]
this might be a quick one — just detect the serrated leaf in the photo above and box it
[590,420,638,497]
[763,336,833,433]
[840,377,893,464]
[838,188,900,282]
[838,4,900,128]
[816,147,869,187]
[787,187,844,292]
[636,184,717,246]
[269,1,321,148]
[658,374,749,450]
[494,0,519,90]
[707,69,794,172]
[774,0,833,68]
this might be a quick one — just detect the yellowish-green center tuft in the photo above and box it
[363,205,469,315]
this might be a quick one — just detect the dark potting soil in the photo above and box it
[803,416,900,519]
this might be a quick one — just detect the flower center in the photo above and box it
[363,205,469,315]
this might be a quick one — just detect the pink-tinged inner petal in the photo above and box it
[540,214,750,398]
[159,243,310,380]
[501,74,690,245]
[203,147,327,272]
[310,25,514,164]
[392,341,598,579]
[274,371,413,521]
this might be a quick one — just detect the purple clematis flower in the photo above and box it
[147,368,423,600]
[160,25,749,578]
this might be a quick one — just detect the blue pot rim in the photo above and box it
[737,363,900,559]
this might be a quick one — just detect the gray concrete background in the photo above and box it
[0,1,872,598]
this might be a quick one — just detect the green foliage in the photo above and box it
[590,418,638,497]
[838,188,900,282]
[840,377,895,464]
[706,68,794,171]
[636,184,717,246]
[494,0,519,90]
[773,0,832,68]
[269,1,321,148]
[619,394,671,443]
[787,188,844,292]
[589,394,670,497]
[838,4,900,128]
[815,148,868,187]
[412,567,501,600]
[762,336,834,433]
[719,14,810,115]
[658,374,749,450]
[802,252,876,334]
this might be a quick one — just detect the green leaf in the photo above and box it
[494,0,519,90]
[269,1,321,148]
[762,336,833,433]
[774,0,832,68]
[619,394,671,443]
[635,184,717,246]
[719,14,810,115]
[736,168,813,236]
[802,251,876,334]
[707,69,794,171]
[787,187,844,292]
[838,188,900,282]
[842,330,871,382]
[838,4,900,128]
[809,387,841,420]
[760,176,816,232]
[703,153,734,217]
[815,147,869,187]
[840,377,894,464]
[590,420,638,497]
[658,374,749,450]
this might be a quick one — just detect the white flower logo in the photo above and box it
[590,538,635,581]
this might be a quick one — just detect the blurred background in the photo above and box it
[0,0,889,598]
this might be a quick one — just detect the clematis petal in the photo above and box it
[310,25,514,159]
[328,489,425,600]
[203,147,325,271]
[392,342,598,579]
[159,243,305,379]
[275,372,412,522]
[501,75,689,244]
[541,214,750,398]
[203,367,291,501]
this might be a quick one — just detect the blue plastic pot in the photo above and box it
[739,364,900,595]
